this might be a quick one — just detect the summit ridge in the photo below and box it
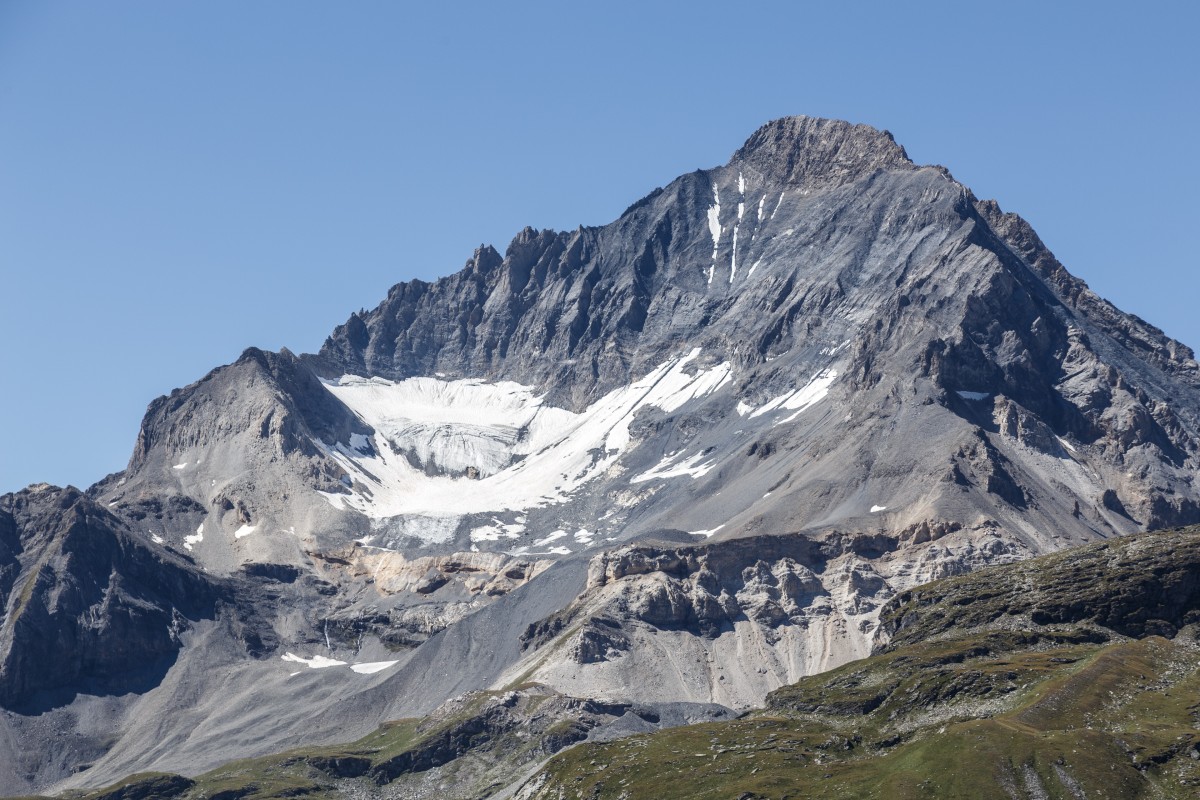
[733,115,915,187]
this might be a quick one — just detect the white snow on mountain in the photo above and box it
[183,523,204,551]
[748,368,838,422]
[316,349,732,535]
[281,652,347,670]
[631,450,717,483]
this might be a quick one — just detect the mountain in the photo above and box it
[2,115,1198,797]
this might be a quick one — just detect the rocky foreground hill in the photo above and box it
[2,116,1198,796]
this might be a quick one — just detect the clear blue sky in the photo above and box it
[2,1,1197,494]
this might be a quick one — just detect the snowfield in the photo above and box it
[316,349,733,536]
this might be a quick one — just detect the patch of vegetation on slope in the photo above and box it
[28,685,650,800]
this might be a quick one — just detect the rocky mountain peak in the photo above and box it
[7,115,1200,797]
[469,243,504,274]
[732,115,914,187]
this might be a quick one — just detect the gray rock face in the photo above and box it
[5,115,1200,796]
[309,117,931,406]
[499,529,1020,710]
[0,485,225,710]
[96,346,372,574]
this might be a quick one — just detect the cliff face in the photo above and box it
[310,117,925,402]
[0,486,224,709]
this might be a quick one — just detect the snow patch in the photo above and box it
[707,188,721,252]
[870,505,887,513]
[470,521,525,542]
[631,450,717,483]
[534,530,568,546]
[234,524,257,539]
[172,462,188,470]
[351,661,398,675]
[281,652,347,670]
[690,525,725,538]
[151,533,164,545]
[956,391,991,401]
[770,191,785,219]
[748,369,838,423]
[730,223,739,282]
[736,400,754,417]
[183,523,204,552]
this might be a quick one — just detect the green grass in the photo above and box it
[62,687,585,800]
[528,636,1200,799]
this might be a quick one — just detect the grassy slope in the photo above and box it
[527,633,1200,799]
[44,688,592,800]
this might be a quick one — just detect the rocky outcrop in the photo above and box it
[97,346,375,573]
[305,547,557,650]
[732,115,915,188]
[0,486,225,709]
[321,546,553,598]
[880,525,1200,647]
[367,687,635,785]
[88,772,195,800]
[976,197,1200,386]
[129,347,364,468]
[504,531,1024,709]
